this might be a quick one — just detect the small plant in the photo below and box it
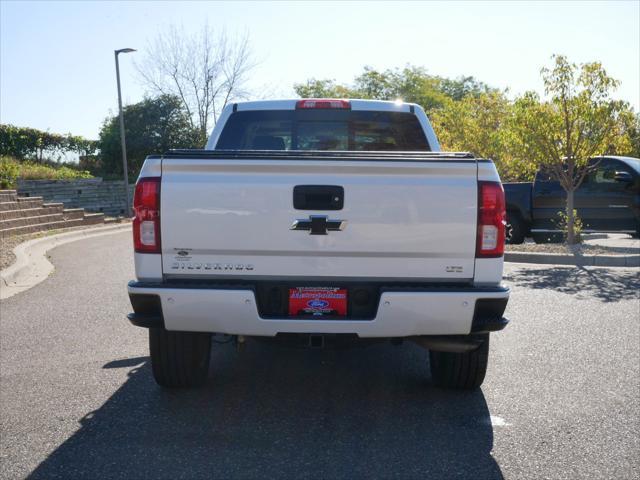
[553,209,584,244]
[0,157,20,188]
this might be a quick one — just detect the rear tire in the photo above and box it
[149,328,212,388]
[505,213,526,244]
[429,335,489,390]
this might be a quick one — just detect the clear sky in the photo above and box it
[1,0,638,140]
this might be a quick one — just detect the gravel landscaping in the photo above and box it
[0,234,25,270]
[506,242,639,256]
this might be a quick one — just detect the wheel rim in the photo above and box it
[505,222,514,243]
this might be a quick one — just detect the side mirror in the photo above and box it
[614,171,633,182]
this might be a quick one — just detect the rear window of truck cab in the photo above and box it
[215,110,430,151]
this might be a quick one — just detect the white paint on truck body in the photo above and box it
[132,99,508,336]
[159,158,477,281]
[127,284,509,336]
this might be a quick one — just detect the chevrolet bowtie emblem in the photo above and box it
[290,215,347,235]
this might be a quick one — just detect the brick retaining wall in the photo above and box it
[17,179,135,216]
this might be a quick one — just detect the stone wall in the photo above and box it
[17,178,135,216]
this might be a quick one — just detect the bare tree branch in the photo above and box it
[135,25,255,144]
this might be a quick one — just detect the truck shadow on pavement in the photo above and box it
[504,265,639,302]
[29,342,503,479]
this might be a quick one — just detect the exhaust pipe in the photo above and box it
[236,335,246,352]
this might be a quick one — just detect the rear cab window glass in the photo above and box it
[297,121,349,150]
[215,110,430,151]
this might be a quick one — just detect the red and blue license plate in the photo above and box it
[288,287,347,317]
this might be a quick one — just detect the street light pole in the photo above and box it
[114,48,136,216]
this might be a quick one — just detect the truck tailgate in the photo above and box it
[161,155,477,280]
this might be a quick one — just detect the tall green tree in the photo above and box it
[293,65,493,114]
[98,95,200,178]
[293,79,356,99]
[614,109,640,158]
[430,91,535,182]
[509,55,628,244]
[439,75,495,101]
[64,135,99,158]
[353,66,453,112]
[0,124,97,162]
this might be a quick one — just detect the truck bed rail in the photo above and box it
[151,150,477,162]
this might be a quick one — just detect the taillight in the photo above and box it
[296,99,350,109]
[476,181,505,258]
[133,177,161,254]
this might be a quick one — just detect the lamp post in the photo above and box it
[114,48,136,216]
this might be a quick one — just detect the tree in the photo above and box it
[0,124,96,162]
[137,25,254,144]
[65,135,99,158]
[431,91,535,182]
[294,66,496,115]
[352,67,394,99]
[293,79,356,99]
[613,108,640,158]
[354,66,453,112]
[510,55,628,244]
[439,75,495,101]
[98,95,200,177]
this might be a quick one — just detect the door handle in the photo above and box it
[293,185,344,210]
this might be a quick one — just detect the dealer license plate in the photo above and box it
[288,287,347,317]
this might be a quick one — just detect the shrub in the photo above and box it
[0,157,20,189]
[0,124,98,161]
[553,209,584,244]
[0,156,93,188]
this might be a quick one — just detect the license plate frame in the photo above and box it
[288,287,348,317]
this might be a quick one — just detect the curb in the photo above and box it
[0,223,132,300]
[505,251,640,267]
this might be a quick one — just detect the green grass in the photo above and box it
[0,156,93,189]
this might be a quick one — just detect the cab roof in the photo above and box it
[233,99,419,113]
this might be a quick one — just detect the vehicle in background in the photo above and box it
[504,156,640,243]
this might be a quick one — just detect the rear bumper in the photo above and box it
[127,281,509,337]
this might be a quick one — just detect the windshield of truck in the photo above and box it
[215,110,430,151]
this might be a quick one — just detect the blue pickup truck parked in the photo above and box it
[504,156,640,243]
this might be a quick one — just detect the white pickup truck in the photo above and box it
[127,99,510,390]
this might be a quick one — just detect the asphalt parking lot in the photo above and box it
[1,231,638,479]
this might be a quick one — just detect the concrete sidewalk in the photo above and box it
[582,233,640,250]
[506,233,640,267]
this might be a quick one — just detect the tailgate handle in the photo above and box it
[293,185,344,210]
